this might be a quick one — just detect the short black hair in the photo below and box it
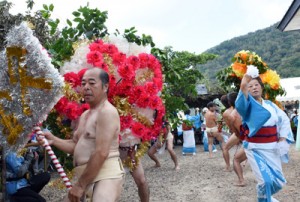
[220,95,230,109]
[98,69,109,86]
[227,92,238,108]
[207,101,216,109]
[251,77,264,89]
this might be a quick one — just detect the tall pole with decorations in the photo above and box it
[0,22,70,189]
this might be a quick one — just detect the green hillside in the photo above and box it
[199,23,300,79]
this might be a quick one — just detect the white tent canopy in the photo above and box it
[277,77,300,102]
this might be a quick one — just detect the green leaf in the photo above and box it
[42,12,49,19]
[43,4,48,10]
[48,21,55,27]
[72,11,81,17]
[74,17,83,23]
[66,19,72,27]
[49,4,54,11]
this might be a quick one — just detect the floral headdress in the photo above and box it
[219,50,285,103]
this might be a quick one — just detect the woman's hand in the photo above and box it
[240,74,252,99]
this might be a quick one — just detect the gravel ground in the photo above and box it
[41,144,300,202]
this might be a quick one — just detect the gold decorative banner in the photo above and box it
[0,91,12,101]
[0,22,64,152]
[0,104,24,145]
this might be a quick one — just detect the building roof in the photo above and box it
[277,0,300,31]
[277,77,300,101]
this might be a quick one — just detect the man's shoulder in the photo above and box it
[223,109,231,117]
[98,101,119,117]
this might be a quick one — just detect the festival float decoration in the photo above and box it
[218,50,285,104]
[0,22,71,189]
[55,36,165,171]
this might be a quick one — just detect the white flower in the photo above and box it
[246,65,259,78]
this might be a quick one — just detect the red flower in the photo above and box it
[100,44,118,55]
[64,102,81,120]
[136,92,151,108]
[138,53,149,67]
[120,115,133,131]
[148,96,162,109]
[118,63,135,80]
[141,127,152,141]
[80,103,90,113]
[112,52,126,66]
[64,72,80,87]
[116,79,133,96]
[86,51,103,66]
[78,68,88,80]
[144,82,158,95]
[54,97,69,114]
[131,122,144,138]
[126,56,140,69]
[89,40,104,51]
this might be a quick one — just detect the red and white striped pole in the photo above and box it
[33,126,72,190]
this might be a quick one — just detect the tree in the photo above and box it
[152,47,216,125]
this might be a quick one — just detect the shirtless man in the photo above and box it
[38,68,124,202]
[119,139,150,202]
[231,108,247,186]
[222,93,247,184]
[148,117,179,170]
[204,102,226,158]
[220,94,235,171]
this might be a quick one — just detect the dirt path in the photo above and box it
[41,144,300,202]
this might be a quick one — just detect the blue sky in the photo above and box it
[10,0,293,53]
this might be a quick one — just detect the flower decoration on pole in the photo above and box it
[55,36,165,171]
[85,38,165,142]
[218,50,285,102]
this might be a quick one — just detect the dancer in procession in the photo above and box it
[220,94,235,171]
[38,68,125,202]
[119,141,150,202]
[182,109,200,155]
[221,92,247,184]
[148,116,180,170]
[204,102,226,158]
[236,74,294,201]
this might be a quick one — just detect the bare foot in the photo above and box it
[225,167,232,172]
[174,166,180,171]
[233,181,246,187]
[152,164,161,168]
